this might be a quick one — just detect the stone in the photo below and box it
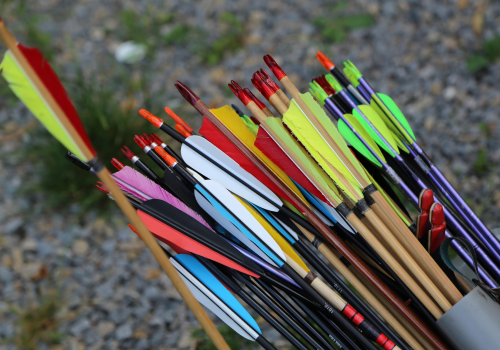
[146,268,162,280]
[72,239,89,256]
[115,323,133,340]
[21,238,37,251]
[96,321,115,338]
[70,318,90,336]
[135,338,149,350]
[4,217,23,234]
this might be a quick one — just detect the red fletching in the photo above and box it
[175,81,200,106]
[17,45,96,158]
[134,135,148,150]
[199,117,302,209]
[121,145,135,160]
[164,107,193,133]
[111,158,125,170]
[316,50,335,71]
[243,88,267,110]
[429,203,446,253]
[139,109,163,128]
[252,72,274,100]
[254,127,330,204]
[137,210,258,277]
[263,54,287,80]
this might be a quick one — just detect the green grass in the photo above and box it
[195,12,245,65]
[9,290,64,350]
[313,2,374,43]
[467,35,500,73]
[18,68,159,213]
[472,148,490,176]
[192,325,255,350]
[118,9,174,46]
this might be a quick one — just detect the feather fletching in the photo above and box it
[283,99,361,201]
[300,92,370,185]
[113,166,212,229]
[0,45,95,161]
[259,117,341,205]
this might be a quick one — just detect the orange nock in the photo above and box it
[316,50,335,71]
[175,124,191,138]
[139,109,164,128]
[154,146,177,167]
[165,107,193,133]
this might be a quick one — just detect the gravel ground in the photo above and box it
[1,0,500,349]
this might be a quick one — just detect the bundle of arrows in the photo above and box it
[2,18,500,350]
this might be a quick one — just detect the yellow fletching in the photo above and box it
[0,51,87,160]
[263,117,342,204]
[300,93,370,185]
[211,105,307,205]
[283,99,361,201]
[237,198,309,271]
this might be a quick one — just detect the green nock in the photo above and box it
[309,81,328,105]
[344,60,362,79]
[325,74,343,92]
[343,67,360,87]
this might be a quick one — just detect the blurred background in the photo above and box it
[0,0,499,349]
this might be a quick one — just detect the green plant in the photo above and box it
[19,68,158,213]
[196,12,245,65]
[10,290,64,350]
[472,148,490,176]
[118,10,174,46]
[313,3,374,43]
[192,325,255,350]
[467,35,500,73]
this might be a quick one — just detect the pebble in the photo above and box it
[1,1,500,350]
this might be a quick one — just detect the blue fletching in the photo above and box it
[195,185,283,267]
[175,254,261,334]
[250,204,296,244]
[291,180,338,224]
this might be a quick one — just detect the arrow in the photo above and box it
[0,20,228,349]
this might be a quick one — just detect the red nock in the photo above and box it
[155,146,177,166]
[252,72,274,100]
[139,109,163,128]
[175,81,200,106]
[263,55,287,81]
[128,224,142,241]
[229,82,252,106]
[95,182,109,194]
[121,145,135,160]
[149,133,164,145]
[111,158,124,170]
[259,69,279,92]
[134,135,148,150]
[243,88,266,110]
[142,132,154,145]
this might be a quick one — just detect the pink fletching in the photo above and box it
[112,166,212,229]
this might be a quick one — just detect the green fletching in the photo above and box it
[376,93,416,141]
[338,114,385,167]
[343,67,360,87]
[325,74,343,92]
[370,95,413,147]
[353,105,400,158]
[345,60,362,79]
[309,88,324,105]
